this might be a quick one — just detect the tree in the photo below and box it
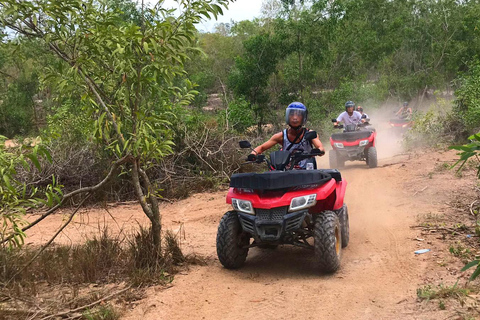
[228,32,283,132]
[0,0,230,251]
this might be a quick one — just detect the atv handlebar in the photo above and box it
[242,149,324,169]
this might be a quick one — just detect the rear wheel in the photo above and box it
[367,147,378,168]
[314,211,342,273]
[216,211,250,269]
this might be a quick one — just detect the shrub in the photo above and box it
[453,58,480,135]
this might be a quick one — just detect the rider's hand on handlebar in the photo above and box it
[247,154,256,162]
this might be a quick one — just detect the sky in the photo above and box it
[155,0,263,32]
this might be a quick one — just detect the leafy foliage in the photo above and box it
[0,0,231,249]
[0,136,61,248]
[453,59,480,134]
[451,133,480,179]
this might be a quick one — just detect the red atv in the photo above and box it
[216,131,349,273]
[388,117,413,135]
[329,120,377,168]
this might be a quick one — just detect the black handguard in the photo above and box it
[311,149,325,156]
[247,154,256,162]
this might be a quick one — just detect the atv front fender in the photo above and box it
[333,180,347,210]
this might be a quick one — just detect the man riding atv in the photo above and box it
[329,101,377,168]
[250,102,325,169]
[333,101,366,127]
[217,104,349,273]
[395,101,413,120]
[356,106,369,121]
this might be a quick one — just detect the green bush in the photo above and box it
[453,59,480,134]
[225,97,255,133]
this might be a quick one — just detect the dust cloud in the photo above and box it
[365,103,407,160]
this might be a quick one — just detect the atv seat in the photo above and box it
[331,130,373,142]
[230,170,332,191]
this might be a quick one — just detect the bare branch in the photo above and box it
[1,155,133,245]
[6,193,91,285]
[39,286,131,320]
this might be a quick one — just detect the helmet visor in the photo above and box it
[285,108,307,127]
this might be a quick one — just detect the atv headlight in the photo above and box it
[289,194,317,212]
[232,198,254,215]
[402,124,409,128]
[359,139,369,146]
[334,142,344,148]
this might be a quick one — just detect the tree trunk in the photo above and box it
[131,160,161,250]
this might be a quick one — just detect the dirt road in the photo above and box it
[26,130,468,319]
[120,167,418,319]
[119,138,430,319]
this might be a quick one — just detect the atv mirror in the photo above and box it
[304,131,317,141]
[239,140,251,149]
[331,118,337,123]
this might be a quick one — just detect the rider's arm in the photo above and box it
[395,107,404,116]
[251,132,283,155]
[311,137,325,153]
[334,114,344,126]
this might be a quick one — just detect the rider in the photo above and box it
[249,102,325,169]
[395,101,413,120]
[333,101,364,126]
[356,106,369,120]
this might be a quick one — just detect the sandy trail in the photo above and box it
[25,125,440,319]
[119,138,428,319]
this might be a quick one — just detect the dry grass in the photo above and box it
[417,282,470,302]
[0,226,192,319]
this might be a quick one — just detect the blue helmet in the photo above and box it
[285,102,308,127]
[345,101,355,110]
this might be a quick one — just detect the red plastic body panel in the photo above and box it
[388,121,413,128]
[330,130,376,149]
[226,177,347,212]
[332,180,347,210]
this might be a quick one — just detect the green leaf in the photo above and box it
[470,265,480,281]
[462,260,480,271]
[26,154,41,171]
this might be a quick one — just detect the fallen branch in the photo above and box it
[469,200,479,216]
[413,186,428,196]
[39,285,132,320]
[410,225,464,233]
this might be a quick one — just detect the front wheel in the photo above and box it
[314,211,342,273]
[216,211,250,269]
[367,147,378,168]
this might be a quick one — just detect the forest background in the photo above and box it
[1,0,480,317]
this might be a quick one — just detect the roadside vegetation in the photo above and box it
[1,0,480,318]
